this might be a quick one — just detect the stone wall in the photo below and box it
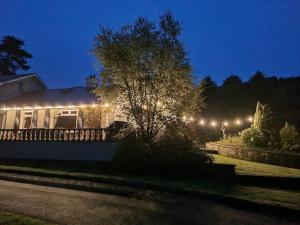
[206,142,300,169]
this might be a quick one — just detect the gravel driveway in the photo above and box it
[0,180,297,225]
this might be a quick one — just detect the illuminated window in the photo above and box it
[23,111,33,129]
[54,109,78,129]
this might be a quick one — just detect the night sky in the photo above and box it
[1,0,299,88]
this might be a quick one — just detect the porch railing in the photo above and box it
[0,128,114,142]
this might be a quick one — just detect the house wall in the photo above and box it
[0,76,44,101]
[0,105,126,129]
[37,110,45,128]
[5,111,16,129]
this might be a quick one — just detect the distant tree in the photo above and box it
[222,75,242,86]
[0,35,32,76]
[93,11,203,142]
[249,70,265,83]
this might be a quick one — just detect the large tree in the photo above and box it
[0,35,32,75]
[93,11,203,142]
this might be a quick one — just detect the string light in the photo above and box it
[199,119,205,126]
[235,119,242,125]
[223,121,228,127]
[0,103,115,111]
[210,120,217,127]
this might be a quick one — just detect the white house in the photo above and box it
[0,73,125,132]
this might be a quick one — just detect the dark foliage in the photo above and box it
[113,129,213,178]
[0,35,32,75]
[200,72,300,129]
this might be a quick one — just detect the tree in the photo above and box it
[0,35,32,75]
[252,101,273,136]
[93,11,203,142]
[249,70,265,83]
[222,75,242,86]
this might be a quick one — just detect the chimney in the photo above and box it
[85,75,99,89]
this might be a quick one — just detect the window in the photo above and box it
[53,110,78,129]
[23,111,33,129]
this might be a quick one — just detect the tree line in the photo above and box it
[199,71,300,129]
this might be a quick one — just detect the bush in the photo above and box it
[290,144,300,153]
[113,131,213,178]
[241,127,267,147]
[280,123,299,147]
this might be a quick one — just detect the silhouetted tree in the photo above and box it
[223,75,242,86]
[0,35,32,75]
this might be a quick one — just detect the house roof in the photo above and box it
[0,73,47,88]
[0,86,99,108]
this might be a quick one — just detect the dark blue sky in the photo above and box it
[1,0,299,88]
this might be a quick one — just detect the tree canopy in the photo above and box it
[0,35,32,76]
[93,11,203,142]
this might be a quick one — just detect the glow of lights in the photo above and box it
[199,119,205,125]
[103,103,109,107]
[182,115,187,120]
[211,120,217,127]
[223,121,229,127]
[247,116,253,122]
[190,117,194,121]
[235,119,242,125]
[157,101,162,107]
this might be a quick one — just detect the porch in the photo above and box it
[0,128,114,142]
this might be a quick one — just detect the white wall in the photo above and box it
[37,110,45,128]
[5,111,16,129]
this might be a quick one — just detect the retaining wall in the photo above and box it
[0,141,116,161]
[206,142,300,169]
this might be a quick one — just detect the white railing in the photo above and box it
[0,128,114,142]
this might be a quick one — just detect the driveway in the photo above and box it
[0,180,297,225]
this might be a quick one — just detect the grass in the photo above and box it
[214,154,300,177]
[0,161,299,210]
[0,211,55,225]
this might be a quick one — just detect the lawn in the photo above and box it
[214,154,300,177]
[0,162,299,210]
[0,211,55,225]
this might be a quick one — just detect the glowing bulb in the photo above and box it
[182,115,187,121]
[199,119,205,125]
[223,121,228,127]
[247,116,253,122]
[235,119,242,125]
[211,120,217,127]
[190,117,194,121]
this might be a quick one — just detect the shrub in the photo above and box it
[218,135,243,146]
[241,127,267,147]
[280,123,299,146]
[113,131,213,178]
[290,144,300,153]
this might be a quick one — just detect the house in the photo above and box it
[0,73,125,141]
